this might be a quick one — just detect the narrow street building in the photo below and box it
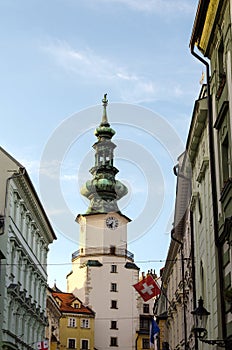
[187,84,221,348]
[190,0,232,346]
[46,286,61,350]
[156,152,193,350]
[0,147,56,350]
[158,1,232,348]
[52,290,95,350]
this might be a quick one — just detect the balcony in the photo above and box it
[72,246,134,261]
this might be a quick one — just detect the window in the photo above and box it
[68,338,76,349]
[55,298,61,307]
[143,304,149,313]
[218,40,225,78]
[81,339,89,349]
[222,134,229,182]
[142,338,150,349]
[110,320,118,329]
[111,265,117,273]
[200,261,205,300]
[68,317,76,328]
[81,319,89,328]
[110,246,116,255]
[111,300,118,309]
[110,337,118,347]
[111,283,117,292]
[215,102,231,188]
[140,316,150,332]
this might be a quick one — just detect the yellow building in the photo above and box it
[52,290,95,350]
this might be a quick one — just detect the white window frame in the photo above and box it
[81,318,90,328]
[68,317,77,328]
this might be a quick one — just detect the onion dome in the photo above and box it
[80,94,128,214]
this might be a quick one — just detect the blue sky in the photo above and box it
[0,0,203,290]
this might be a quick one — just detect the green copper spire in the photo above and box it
[101,93,109,125]
[80,94,128,214]
[94,93,115,140]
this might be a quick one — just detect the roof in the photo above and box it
[52,291,95,316]
[190,0,221,55]
[76,211,131,223]
[49,283,63,293]
[0,146,56,240]
[190,0,210,50]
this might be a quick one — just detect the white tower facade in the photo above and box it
[67,95,140,349]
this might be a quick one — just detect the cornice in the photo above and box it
[14,174,56,243]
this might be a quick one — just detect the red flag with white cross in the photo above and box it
[133,274,160,301]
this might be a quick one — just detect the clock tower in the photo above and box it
[67,95,140,350]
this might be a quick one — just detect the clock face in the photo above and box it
[106,216,119,230]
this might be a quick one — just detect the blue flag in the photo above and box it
[150,318,160,347]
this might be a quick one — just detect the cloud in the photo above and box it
[89,0,195,14]
[42,40,115,79]
[41,39,194,104]
[41,39,158,103]
[22,157,74,182]
[116,72,139,81]
[46,208,68,216]
[62,174,78,181]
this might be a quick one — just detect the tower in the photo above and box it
[67,95,140,350]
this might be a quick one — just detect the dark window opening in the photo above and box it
[222,134,229,183]
[68,339,76,349]
[143,304,149,313]
[111,283,117,292]
[111,264,117,273]
[140,316,150,332]
[110,320,118,329]
[111,300,118,309]
[142,338,150,349]
[110,337,118,347]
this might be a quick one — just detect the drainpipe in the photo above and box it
[190,45,226,341]
[171,228,188,350]
[190,210,198,350]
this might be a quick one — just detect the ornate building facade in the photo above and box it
[156,151,194,350]
[0,147,56,350]
[190,0,232,347]
[157,1,232,349]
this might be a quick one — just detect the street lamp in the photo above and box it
[191,296,210,339]
[191,297,232,348]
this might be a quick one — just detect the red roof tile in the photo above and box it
[52,291,95,316]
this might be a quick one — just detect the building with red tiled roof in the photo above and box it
[51,290,95,350]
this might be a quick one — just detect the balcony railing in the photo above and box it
[72,246,134,261]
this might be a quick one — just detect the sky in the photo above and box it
[0,0,203,291]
